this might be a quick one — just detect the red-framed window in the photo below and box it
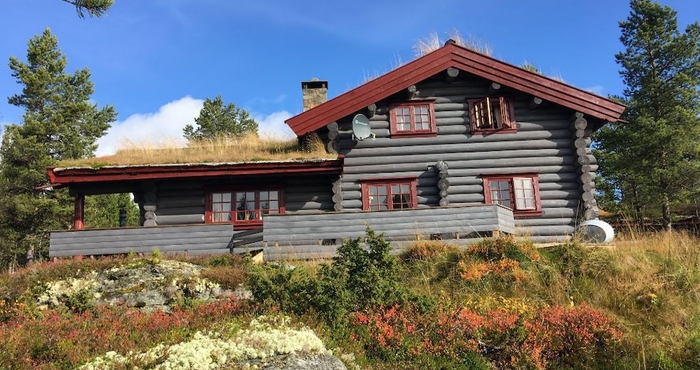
[361,178,418,211]
[206,189,283,228]
[468,96,516,134]
[482,174,542,217]
[389,101,436,137]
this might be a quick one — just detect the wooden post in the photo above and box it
[74,194,85,230]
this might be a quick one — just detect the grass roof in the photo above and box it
[57,134,336,168]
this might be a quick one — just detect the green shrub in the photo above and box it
[248,227,420,325]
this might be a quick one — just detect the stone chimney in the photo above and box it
[301,78,328,111]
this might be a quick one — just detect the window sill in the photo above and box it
[470,128,517,135]
[390,131,437,138]
[513,210,543,218]
[233,221,264,230]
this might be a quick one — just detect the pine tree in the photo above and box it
[62,0,114,18]
[183,95,258,141]
[593,0,700,230]
[0,29,116,267]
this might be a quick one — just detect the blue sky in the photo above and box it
[1,0,698,155]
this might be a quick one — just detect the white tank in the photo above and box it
[576,220,615,243]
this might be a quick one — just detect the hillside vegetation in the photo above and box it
[1,230,700,369]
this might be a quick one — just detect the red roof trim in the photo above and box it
[47,160,343,187]
[286,44,625,136]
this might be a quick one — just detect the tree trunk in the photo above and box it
[662,195,672,232]
[631,183,644,230]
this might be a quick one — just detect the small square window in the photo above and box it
[468,96,516,133]
[389,102,436,137]
[483,174,541,217]
[362,179,417,211]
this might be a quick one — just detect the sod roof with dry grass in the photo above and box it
[56,135,337,169]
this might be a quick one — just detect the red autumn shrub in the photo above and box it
[522,305,623,369]
[349,303,622,369]
[0,298,243,370]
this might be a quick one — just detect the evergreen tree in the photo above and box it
[62,0,114,18]
[183,96,258,141]
[0,29,116,268]
[84,194,139,228]
[593,0,700,230]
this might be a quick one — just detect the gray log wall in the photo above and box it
[332,75,593,243]
[133,176,335,226]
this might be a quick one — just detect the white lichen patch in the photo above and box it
[37,271,99,309]
[34,260,222,311]
[79,315,329,370]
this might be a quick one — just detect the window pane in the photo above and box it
[414,105,430,130]
[491,98,503,128]
[213,193,222,203]
[260,191,268,201]
[392,182,412,209]
[367,184,389,210]
[473,100,489,129]
[490,180,513,209]
[240,191,254,220]
[222,193,231,203]
[396,107,411,131]
[268,200,279,214]
[269,191,278,200]
[513,178,535,210]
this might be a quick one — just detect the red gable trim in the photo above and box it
[286,43,625,136]
[47,159,343,187]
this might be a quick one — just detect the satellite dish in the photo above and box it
[352,114,371,141]
[576,220,615,243]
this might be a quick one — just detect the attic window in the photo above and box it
[389,102,436,137]
[468,97,516,134]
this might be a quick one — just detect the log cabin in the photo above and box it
[46,41,625,260]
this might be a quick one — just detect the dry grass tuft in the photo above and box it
[413,29,493,57]
[581,231,700,344]
[59,134,336,168]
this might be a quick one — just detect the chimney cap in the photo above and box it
[302,79,328,90]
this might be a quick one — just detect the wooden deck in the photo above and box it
[48,224,255,257]
[49,205,514,260]
[260,204,514,260]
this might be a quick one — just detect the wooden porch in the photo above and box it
[49,204,514,260]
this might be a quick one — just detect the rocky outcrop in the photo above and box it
[37,259,348,370]
[37,259,224,312]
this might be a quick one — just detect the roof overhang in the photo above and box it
[286,43,626,136]
[47,159,343,189]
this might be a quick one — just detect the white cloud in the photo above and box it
[96,97,296,157]
[96,96,203,156]
[253,110,295,138]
